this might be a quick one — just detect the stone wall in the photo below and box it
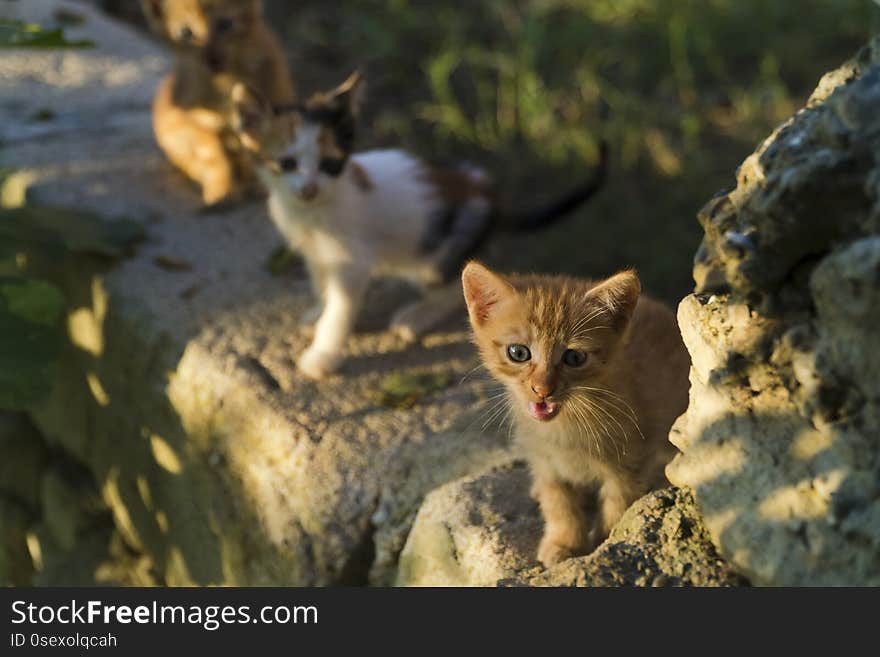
[668,37,880,586]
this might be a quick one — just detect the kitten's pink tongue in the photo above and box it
[529,401,559,422]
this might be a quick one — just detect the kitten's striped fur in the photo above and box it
[462,263,690,566]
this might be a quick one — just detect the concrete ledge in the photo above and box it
[3,1,511,585]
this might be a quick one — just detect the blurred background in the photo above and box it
[100,0,880,302]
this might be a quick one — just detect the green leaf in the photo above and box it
[0,278,64,326]
[265,246,303,276]
[0,276,65,410]
[0,18,93,49]
[376,371,452,409]
[0,206,144,259]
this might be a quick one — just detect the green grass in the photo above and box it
[259,2,878,301]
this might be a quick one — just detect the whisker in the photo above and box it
[571,386,646,441]
[480,394,512,432]
[569,399,602,458]
[459,361,488,385]
[583,398,623,460]
[577,397,620,461]
[571,325,611,340]
[568,308,607,337]
[459,393,509,437]
[581,397,627,460]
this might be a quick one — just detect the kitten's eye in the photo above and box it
[562,349,588,368]
[278,157,299,172]
[507,344,531,363]
[178,25,194,41]
[214,17,234,34]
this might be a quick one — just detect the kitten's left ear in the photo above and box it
[328,70,366,116]
[462,261,515,327]
[586,269,641,330]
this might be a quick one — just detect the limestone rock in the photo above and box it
[668,38,880,586]
[523,488,745,587]
[396,461,542,586]
[369,418,513,585]
[397,461,739,587]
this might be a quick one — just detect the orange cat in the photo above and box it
[140,0,295,206]
[462,262,689,566]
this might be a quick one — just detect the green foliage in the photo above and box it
[0,18,93,49]
[0,277,65,410]
[268,0,879,300]
[0,201,143,411]
[275,0,877,165]
[265,246,303,277]
[376,371,452,409]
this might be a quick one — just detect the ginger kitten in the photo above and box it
[231,71,607,380]
[140,0,295,206]
[461,262,689,566]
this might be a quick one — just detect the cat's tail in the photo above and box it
[505,139,609,232]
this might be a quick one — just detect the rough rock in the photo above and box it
[0,413,48,511]
[397,460,740,587]
[396,461,542,586]
[0,496,33,586]
[522,488,745,587]
[668,37,880,585]
[2,0,509,585]
[40,465,105,551]
[369,417,513,585]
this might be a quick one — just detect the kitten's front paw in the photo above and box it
[297,348,342,380]
[537,537,576,568]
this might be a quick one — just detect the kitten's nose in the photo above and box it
[531,383,554,399]
[300,183,319,201]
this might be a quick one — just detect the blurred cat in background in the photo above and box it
[230,71,608,379]
[140,0,295,206]
[462,262,689,566]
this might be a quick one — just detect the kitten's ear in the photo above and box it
[462,262,515,327]
[586,270,641,330]
[231,83,272,151]
[139,0,165,33]
[328,70,366,116]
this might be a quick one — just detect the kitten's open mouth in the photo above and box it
[528,401,559,422]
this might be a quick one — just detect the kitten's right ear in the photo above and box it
[586,269,641,331]
[231,83,272,151]
[462,262,515,326]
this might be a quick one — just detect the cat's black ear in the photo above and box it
[328,70,366,116]
[231,83,272,150]
[462,262,514,326]
[586,270,641,330]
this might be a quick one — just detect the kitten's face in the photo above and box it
[232,73,362,203]
[140,0,262,71]
[462,263,640,424]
